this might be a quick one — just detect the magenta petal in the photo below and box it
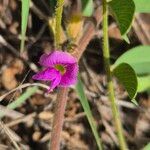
[39,53,50,67]
[32,68,59,81]
[48,73,61,92]
[33,51,79,92]
[39,51,77,67]
[59,63,78,86]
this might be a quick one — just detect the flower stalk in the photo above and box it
[102,0,127,150]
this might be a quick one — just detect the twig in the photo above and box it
[103,120,118,145]
[0,144,8,150]
[30,1,49,21]
[0,83,49,102]
[8,70,31,105]
[82,57,105,93]
[133,15,150,45]
[65,112,85,122]
[27,23,47,48]
[100,96,136,109]
[0,35,38,72]
[0,105,24,119]
[6,113,36,127]
[0,35,20,57]
[0,121,21,150]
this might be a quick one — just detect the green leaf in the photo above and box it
[20,0,30,52]
[143,143,150,150]
[7,87,37,109]
[109,0,135,36]
[113,63,138,99]
[138,76,150,92]
[133,0,150,13]
[0,87,38,118]
[81,0,94,17]
[114,46,150,75]
[76,75,103,150]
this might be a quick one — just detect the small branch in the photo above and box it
[30,1,49,21]
[102,1,127,150]
[0,121,21,150]
[0,83,49,102]
[0,35,38,72]
[133,15,150,45]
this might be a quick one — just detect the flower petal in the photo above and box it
[32,68,59,81]
[39,51,77,67]
[59,63,78,86]
[48,73,61,92]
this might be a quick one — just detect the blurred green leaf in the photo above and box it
[81,0,94,16]
[109,0,135,36]
[133,0,150,13]
[20,0,30,52]
[7,87,37,109]
[138,76,150,92]
[143,143,150,150]
[76,76,103,150]
[113,63,138,99]
[114,46,150,75]
[0,87,38,118]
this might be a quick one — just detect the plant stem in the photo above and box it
[50,0,65,149]
[55,0,64,48]
[102,1,127,150]
[50,87,68,150]
[50,6,103,150]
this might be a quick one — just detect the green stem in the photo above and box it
[102,1,127,150]
[55,0,64,48]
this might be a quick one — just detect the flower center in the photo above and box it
[54,64,66,75]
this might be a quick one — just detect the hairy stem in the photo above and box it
[55,0,64,48]
[50,0,65,149]
[50,6,103,150]
[102,1,127,150]
[50,88,68,150]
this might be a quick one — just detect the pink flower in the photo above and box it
[32,51,78,92]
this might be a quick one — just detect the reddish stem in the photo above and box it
[50,7,102,150]
[50,87,68,150]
